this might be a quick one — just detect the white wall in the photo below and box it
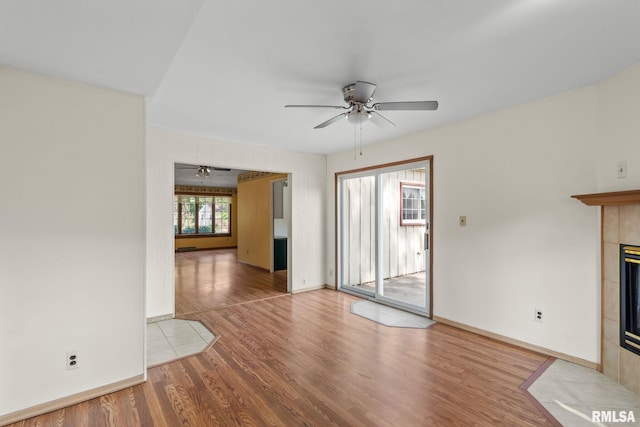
[327,86,602,362]
[596,63,640,192]
[146,129,326,318]
[0,67,146,416]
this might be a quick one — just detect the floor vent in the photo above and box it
[176,247,197,252]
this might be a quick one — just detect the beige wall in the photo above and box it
[596,63,640,192]
[237,174,287,270]
[174,193,238,250]
[0,66,145,417]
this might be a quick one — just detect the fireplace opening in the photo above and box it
[621,245,640,356]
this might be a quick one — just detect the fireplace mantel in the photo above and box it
[572,189,640,206]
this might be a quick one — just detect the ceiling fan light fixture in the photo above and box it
[195,166,211,178]
[346,110,371,125]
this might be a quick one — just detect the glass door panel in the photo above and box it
[340,174,376,295]
[379,167,428,310]
[338,160,431,315]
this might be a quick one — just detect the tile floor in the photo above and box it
[529,359,640,426]
[147,318,216,367]
[355,272,427,307]
[351,300,435,328]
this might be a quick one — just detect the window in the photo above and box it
[401,182,426,225]
[213,196,231,233]
[174,194,232,236]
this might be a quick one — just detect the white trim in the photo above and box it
[146,313,174,323]
[0,375,145,426]
[433,315,599,370]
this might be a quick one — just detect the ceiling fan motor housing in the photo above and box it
[342,82,375,104]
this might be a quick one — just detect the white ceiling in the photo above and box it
[0,0,203,95]
[2,1,640,155]
[174,163,248,188]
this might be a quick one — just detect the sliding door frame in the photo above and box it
[334,156,433,317]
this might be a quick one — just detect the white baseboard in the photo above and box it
[0,374,145,426]
[147,313,174,323]
[292,284,327,294]
[432,315,599,370]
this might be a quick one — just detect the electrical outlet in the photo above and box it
[534,309,543,323]
[66,351,79,370]
[459,216,467,227]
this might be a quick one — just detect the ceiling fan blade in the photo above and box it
[285,104,347,109]
[373,101,439,111]
[370,111,396,127]
[314,112,348,129]
[353,81,377,103]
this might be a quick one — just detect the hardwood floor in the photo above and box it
[10,286,554,426]
[174,248,288,316]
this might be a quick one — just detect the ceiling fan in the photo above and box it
[176,165,231,178]
[285,81,438,129]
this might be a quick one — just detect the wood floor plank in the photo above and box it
[174,249,287,316]
[9,250,554,426]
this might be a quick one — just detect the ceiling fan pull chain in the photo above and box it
[353,123,356,160]
[359,122,363,156]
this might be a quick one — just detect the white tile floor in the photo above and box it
[529,359,640,426]
[147,318,215,367]
[351,300,435,328]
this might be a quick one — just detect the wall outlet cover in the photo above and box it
[534,309,543,323]
[66,351,79,370]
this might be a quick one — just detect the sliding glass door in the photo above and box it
[338,159,431,315]
[340,174,377,297]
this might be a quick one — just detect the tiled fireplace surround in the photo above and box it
[575,190,640,395]
[603,202,640,394]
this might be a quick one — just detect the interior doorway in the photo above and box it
[172,164,291,313]
[147,164,292,368]
[272,178,289,272]
[337,157,432,316]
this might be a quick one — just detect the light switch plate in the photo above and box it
[618,161,627,179]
